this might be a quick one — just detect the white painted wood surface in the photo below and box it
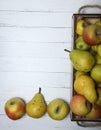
[0,0,101,130]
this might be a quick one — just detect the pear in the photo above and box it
[26,88,47,118]
[64,49,95,72]
[91,64,101,83]
[74,75,97,103]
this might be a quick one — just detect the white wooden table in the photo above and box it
[0,0,101,130]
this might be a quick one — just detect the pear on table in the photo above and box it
[26,88,47,118]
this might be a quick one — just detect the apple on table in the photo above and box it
[47,99,69,120]
[4,97,26,120]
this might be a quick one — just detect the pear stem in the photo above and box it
[39,88,41,94]
[64,49,71,53]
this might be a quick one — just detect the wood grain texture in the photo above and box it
[0,0,101,129]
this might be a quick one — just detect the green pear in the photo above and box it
[65,49,95,72]
[91,64,101,83]
[76,36,90,51]
[74,75,97,103]
[26,88,47,118]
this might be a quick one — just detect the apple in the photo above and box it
[76,36,90,51]
[4,97,26,120]
[47,99,69,120]
[70,94,91,116]
[83,24,101,45]
[76,19,88,35]
[85,104,101,120]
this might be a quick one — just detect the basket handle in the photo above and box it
[78,5,101,14]
[77,121,101,127]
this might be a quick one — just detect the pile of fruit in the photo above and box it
[4,88,70,120]
[65,17,101,120]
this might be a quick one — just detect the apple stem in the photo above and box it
[39,88,41,94]
[64,49,71,53]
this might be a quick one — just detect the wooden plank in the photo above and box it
[0,41,71,58]
[0,57,71,72]
[0,27,71,42]
[0,0,100,13]
[0,11,72,28]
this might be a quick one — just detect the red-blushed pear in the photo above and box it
[83,24,101,45]
[85,104,101,120]
[70,94,91,116]
[4,97,26,120]
[74,75,97,103]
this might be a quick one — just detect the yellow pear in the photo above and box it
[74,75,97,103]
[26,88,47,118]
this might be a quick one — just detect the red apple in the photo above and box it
[4,97,26,120]
[83,24,101,45]
[70,94,91,116]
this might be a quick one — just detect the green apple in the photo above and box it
[85,104,101,120]
[91,64,101,83]
[4,97,26,120]
[83,24,101,45]
[70,94,91,116]
[76,36,90,51]
[76,19,88,35]
[47,99,69,120]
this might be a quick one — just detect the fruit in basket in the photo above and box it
[83,24,101,45]
[76,36,90,51]
[76,19,88,35]
[4,97,26,120]
[74,71,87,79]
[47,99,69,120]
[96,87,101,107]
[97,44,101,57]
[85,104,101,120]
[95,54,101,64]
[26,88,47,118]
[70,94,91,116]
[91,45,98,53]
[91,64,101,83]
[95,21,101,27]
[74,75,97,103]
[65,49,95,72]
